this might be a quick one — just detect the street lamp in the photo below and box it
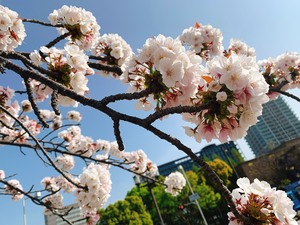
[222,146,240,179]
[178,165,208,225]
[133,175,165,225]
[23,191,41,225]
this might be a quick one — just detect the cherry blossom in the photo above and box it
[122,34,206,110]
[21,100,33,112]
[43,193,64,215]
[92,33,133,69]
[0,5,26,51]
[228,177,298,225]
[48,5,100,50]
[179,22,224,60]
[29,45,92,107]
[77,163,111,214]
[123,149,149,174]
[67,110,82,122]
[259,52,300,99]
[164,171,186,196]
[183,41,269,143]
[4,179,24,201]
[0,5,299,225]
[55,154,75,171]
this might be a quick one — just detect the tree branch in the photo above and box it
[88,62,122,75]
[0,104,85,190]
[22,18,64,28]
[23,77,49,128]
[269,87,300,103]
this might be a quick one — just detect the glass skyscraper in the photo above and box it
[245,96,300,157]
[158,141,242,176]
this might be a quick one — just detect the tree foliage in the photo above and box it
[207,158,233,186]
[98,196,153,225]
[127,171,222,225]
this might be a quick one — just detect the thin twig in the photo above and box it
[22,18,63,28]
[0,104,85,190]
[45,32,71,49]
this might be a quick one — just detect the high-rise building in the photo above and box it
[44,203,86,225]
[158,141,243,176]
[245,96,300,157]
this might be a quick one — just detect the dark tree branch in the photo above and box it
[113,118,124,151]
[22,18,64,28]
[0,51,60,78]
[269,87,300,103]
[0,55,251,222]
[51,90,60,115]
[100,87,154,106]
[88,62,122,75]
[44,32,71,49]
[145,104,210,124]
[88,55,107,61]
[23,77,49,128]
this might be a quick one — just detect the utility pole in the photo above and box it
[133,175,165,225]
[178,165,208,225]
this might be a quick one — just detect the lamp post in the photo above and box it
[222,146,240,179]
[178,165,208,225]
[133,175,165,225]
[22,191,41,225]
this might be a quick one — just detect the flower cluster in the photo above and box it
[0,5,26,51]
[123,149,158,175]
[228,178,297,225]
[85,211,100,225]
[0,86,42,143]
[43,193,64,215]
[92,33,133,69]
[0,170,24,201]
[122,34,206,110]
[48,5,100,50]
[77,163,111,214]
[55,154,75,171]
[67,110,82,122]
[258,52,300,100]
[21,100,33,112]
[228,39,256,57]
[164,171,186,196]
[29,45,93,106]
[41,174,79,194]
[58,126,105,157]
[4,179,24,201]
[179,22,224,60]
[183,40,269,143]
[0,86,19,127]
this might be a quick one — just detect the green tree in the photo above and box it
[127,182,182,225]
[230,148,245,166]
[127,171,222,225]
[98,196,153,225]
[207,158,233,187]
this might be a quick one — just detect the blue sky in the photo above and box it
[1,1,300,224]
